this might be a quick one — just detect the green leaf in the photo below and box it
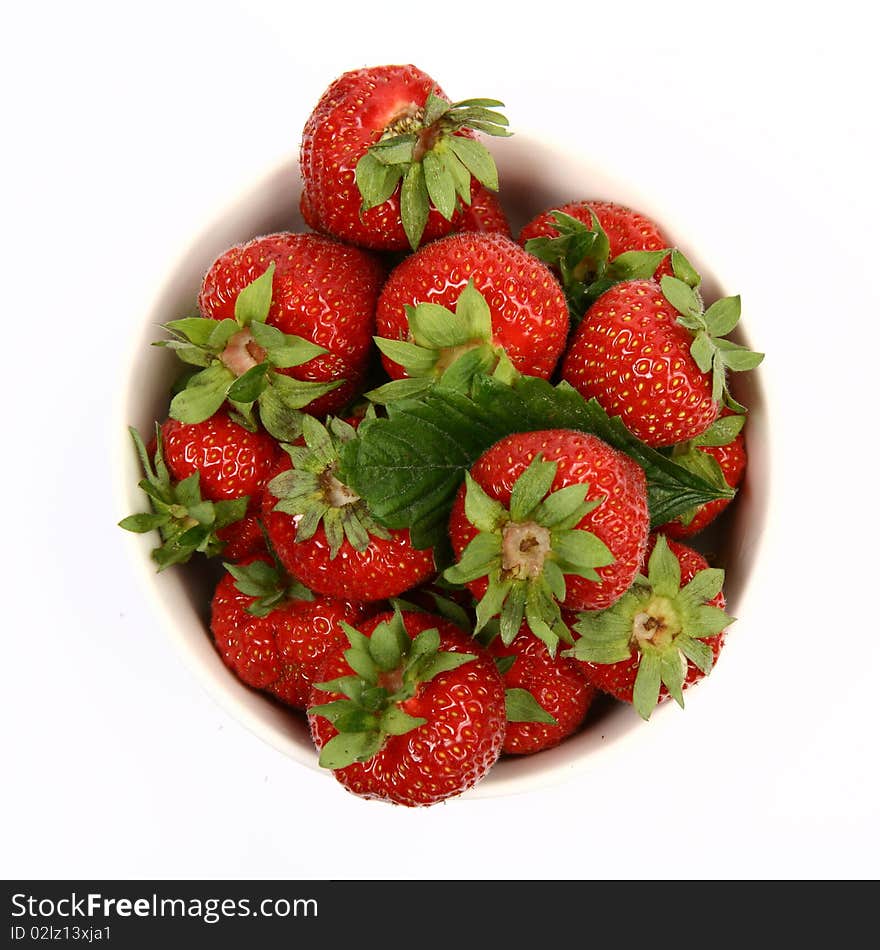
[704,295,742,337]
[168,363,233,424]
[690,331,715,374]
[401,161,430,250]
[374,336,439,375]
[679,568,725,609]
[234,263,275,327]
[694,413,746,447]
[163,316,219,346]
[474,573,512,632]
[509,455,557,521]
[417,650,476,683]
[256,383,304,442]
[505,687,558,724]
[355,151,404,210]
[422,150,456,220]
[316,731,385,770]
[717,343,765,372]
[340,374,734,551]
[380,706,427,736]
[671,250,701,288]
[365,376,436,405]
[226,362,269,403]
[533,484,593,530]
[606,250,669,282]
[447,136,499,190]
[661,275,703,322]
[552,529,615,574]
[633,651,663,720]
[646,534,681,598]
[444,531,502,583]
[118,512,168,533]
[660,650,686,709]
[368,615,408,672]
[408,301,472,349]
[678,636,714,674]
[456,280,493,339]
[463,473,507,533]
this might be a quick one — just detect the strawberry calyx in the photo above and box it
[119,426,248,569]
[356,89,511,250]
[524,209,671,327]
[566,534,734,720]
[489,653,559,726]
[157,264,341,441]
[666,413,746,528]
[659,257,764,411]
[308,608,477,769]
[222,557,314,618]
[268,416,391,558]
[444,454,615,656]
[369,280,517,403]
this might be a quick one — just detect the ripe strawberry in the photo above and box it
[300,64,510,250]
[210,555,367,709]
[459,185,511,236]
[120,413,280,568]
[659,412,748,538]
[308,608,506,806]
[159,233,385,439]
[560,272,763,447]
[373,232,569,390]
[262,415,435,601]
[567,533,733,719]
[520,200,674,325]
[489,623,596,755]
[445,429,649,655]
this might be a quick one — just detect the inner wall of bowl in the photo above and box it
[122,136,768,796]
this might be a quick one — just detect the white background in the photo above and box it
[3,0,878,880]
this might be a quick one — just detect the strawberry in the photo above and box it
[210,555,367,709]
[300,64,510,250]
[120,413,280,568]
[659,412,748,538]
[560,266,764,447]
[307,608,506,806]
[489,623,596,755]
[158,233,385,440]
[520,200,674,324]
[262,416,435,601]
[567,533,733,719]
[372,232,569,395]
[459,185,511,236]
[445,429,649,655]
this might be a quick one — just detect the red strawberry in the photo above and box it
[459,185,511,236]
[210,555,367,710]
[660,412,748,538]
[120,413,280,568]
[262,416,435,601]
[520,200,674,325]
[216,513,266,562]
[567,533,732,719]
[300,64,510,251]
[307,608,506,806]
[490,624,596,755]
[373,232,569,388]
[560,274,763,447]
[196,232,384,420]
[445,429,649,654]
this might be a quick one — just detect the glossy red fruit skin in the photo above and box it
[160,412,281,511]
[576,535,726,704]
[490,625,596,755]
[519,199,673,279]
[661,432,747,538]
[300,64,465,251]
[216,512,267,561]
[198,232,385,416]
[561,279,719,447]
[449,429,650,611]
[210,555,368,710]
[261,455,435,602]
[308,611,506,806]
[459,186,511,237]
[375,232,569,380]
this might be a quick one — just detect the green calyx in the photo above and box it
[659,258,764,411]
[118,426,248,569]
[356,89,511,250]
[524,209,672,328]
[369,280,517,404]
[566,533,735,720]
[667,414,746,527]
[156,263,341,442]
[308,608,477,769]
[443,454,615,657]
[268,415,391,558]
[222,558,313,618]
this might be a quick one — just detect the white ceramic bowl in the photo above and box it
[117,135,769,799]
